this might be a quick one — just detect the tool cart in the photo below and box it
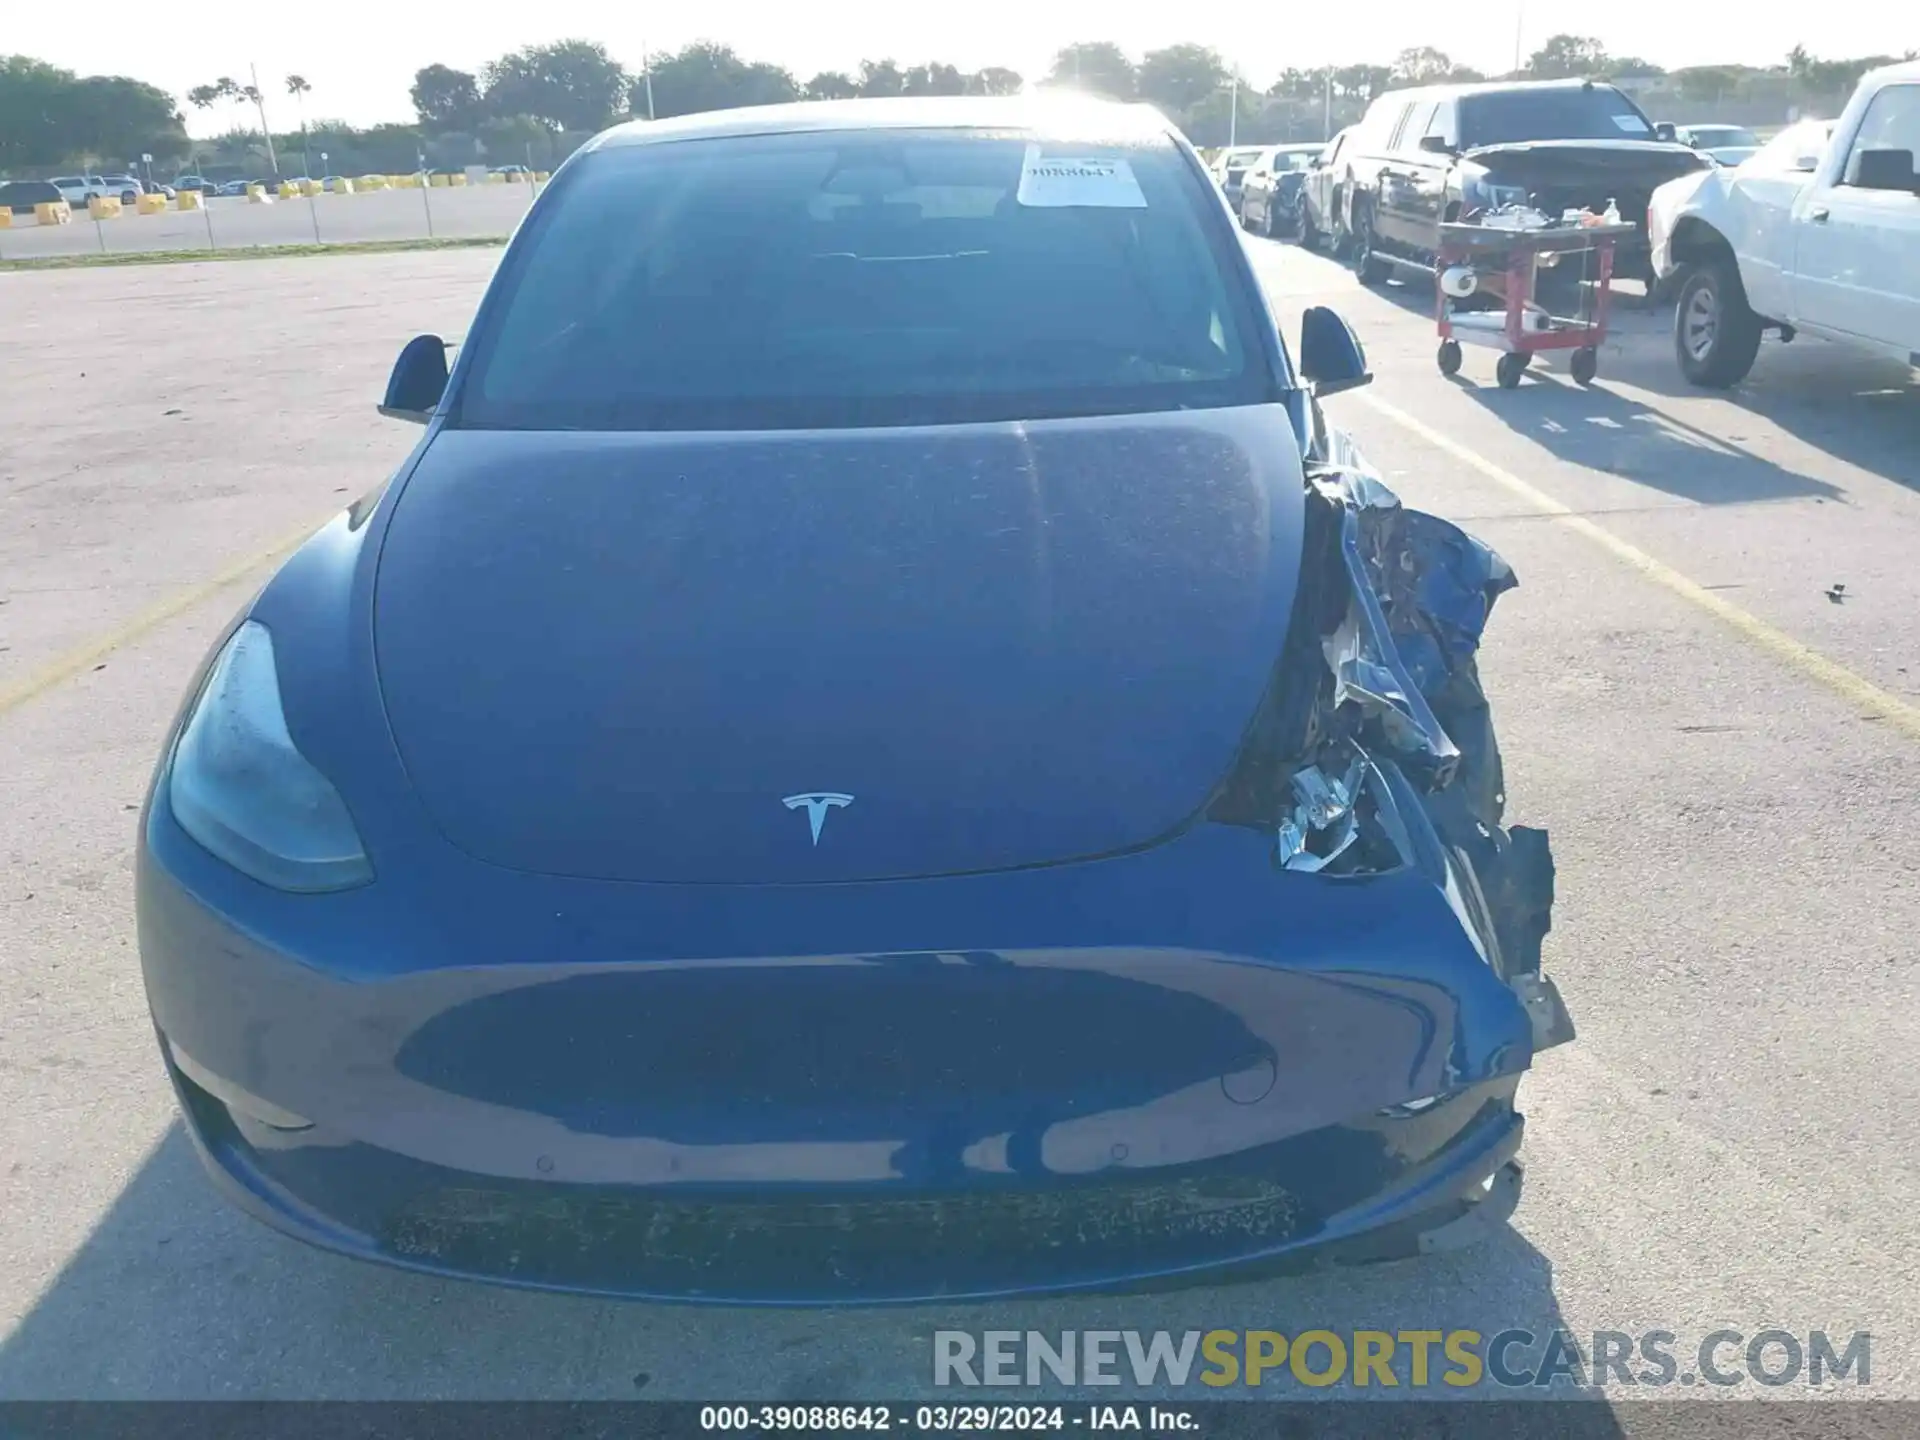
[1433,220,1637,388]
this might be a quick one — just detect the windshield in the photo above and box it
[1689,127,1757,148]
[1460,87,1656,147]
[1221,148,1263,169]
[456,128,1272,432]
[1271,147,1322,171]
[1743,120,1834,173]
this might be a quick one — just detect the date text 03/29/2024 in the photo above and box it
[699,1405,1193,1432]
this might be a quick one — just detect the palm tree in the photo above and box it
[187,79,247,175]
[286,74,313,176]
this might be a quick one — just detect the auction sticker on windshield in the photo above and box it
[1016,146,1148,208]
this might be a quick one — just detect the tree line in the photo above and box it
[0,55,185,173]
[4,37,1912,177]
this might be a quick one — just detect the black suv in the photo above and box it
[0,179,64,215]
[1340,78,1710,284]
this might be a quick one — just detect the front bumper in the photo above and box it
[140,795,1556,1303]
[165,1028,1526,1303]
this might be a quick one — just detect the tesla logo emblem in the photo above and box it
[783,792,853,845]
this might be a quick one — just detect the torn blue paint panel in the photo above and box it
[1391,510,1517,696]
[1309,456,1517,710]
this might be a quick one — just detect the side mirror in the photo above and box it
[1654,122,1678,143]
[1418,134,1454,155]
[1850,148,1918,192]
[1298,306,1372,398]
[380,335,449,424]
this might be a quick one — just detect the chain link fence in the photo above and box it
[0,174,546,263]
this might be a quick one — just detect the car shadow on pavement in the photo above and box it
[1613,330,1920,498]
[1370,276,1909,504]
[0,1122,1609,1408]
[1453,369,1847,506]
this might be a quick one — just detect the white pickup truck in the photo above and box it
[1647,60,1920,386]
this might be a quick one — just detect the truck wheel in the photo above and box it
[1298,199,1320,251]
[1331,184,1353,256]
[1675,258,1762,388]
[1351,204,1390,286]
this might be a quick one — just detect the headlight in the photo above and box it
[167,619,373,892]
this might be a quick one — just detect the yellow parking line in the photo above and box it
[0,514,332,720]
[1359,391,1920,744]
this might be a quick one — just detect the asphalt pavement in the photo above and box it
[1,238,1916,1403]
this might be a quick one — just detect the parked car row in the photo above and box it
[1234,144,1327,238]
[1,175,180,210]
[1219,63,1919,398]
[157,166,540,199]
[1317,79,1710,285]
[47,174,152,206]
[1205,146,1267,213]
[1224,81,1713,283]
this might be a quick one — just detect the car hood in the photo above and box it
[1463,139,1709,189]
[373,410,1305,884]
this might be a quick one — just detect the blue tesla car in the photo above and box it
[136,95,1572,1304]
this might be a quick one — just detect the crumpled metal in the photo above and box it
[1307,458,1517,789]
[1276,750,1366,873]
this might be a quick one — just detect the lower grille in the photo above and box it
[385,1170,1309,1296]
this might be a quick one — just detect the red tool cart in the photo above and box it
[1432,220,1637,388]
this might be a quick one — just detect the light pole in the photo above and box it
[249,62,279,174]
[642,41,656,120]
[1513,0,1526,75]
[1228,75,1239,147]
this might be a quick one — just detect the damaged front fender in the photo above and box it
[1229,428,1571,1054]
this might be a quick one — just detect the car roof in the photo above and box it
[1377,77,1634,104]
[589,93,1175,153]
[1864,59,1920,84]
